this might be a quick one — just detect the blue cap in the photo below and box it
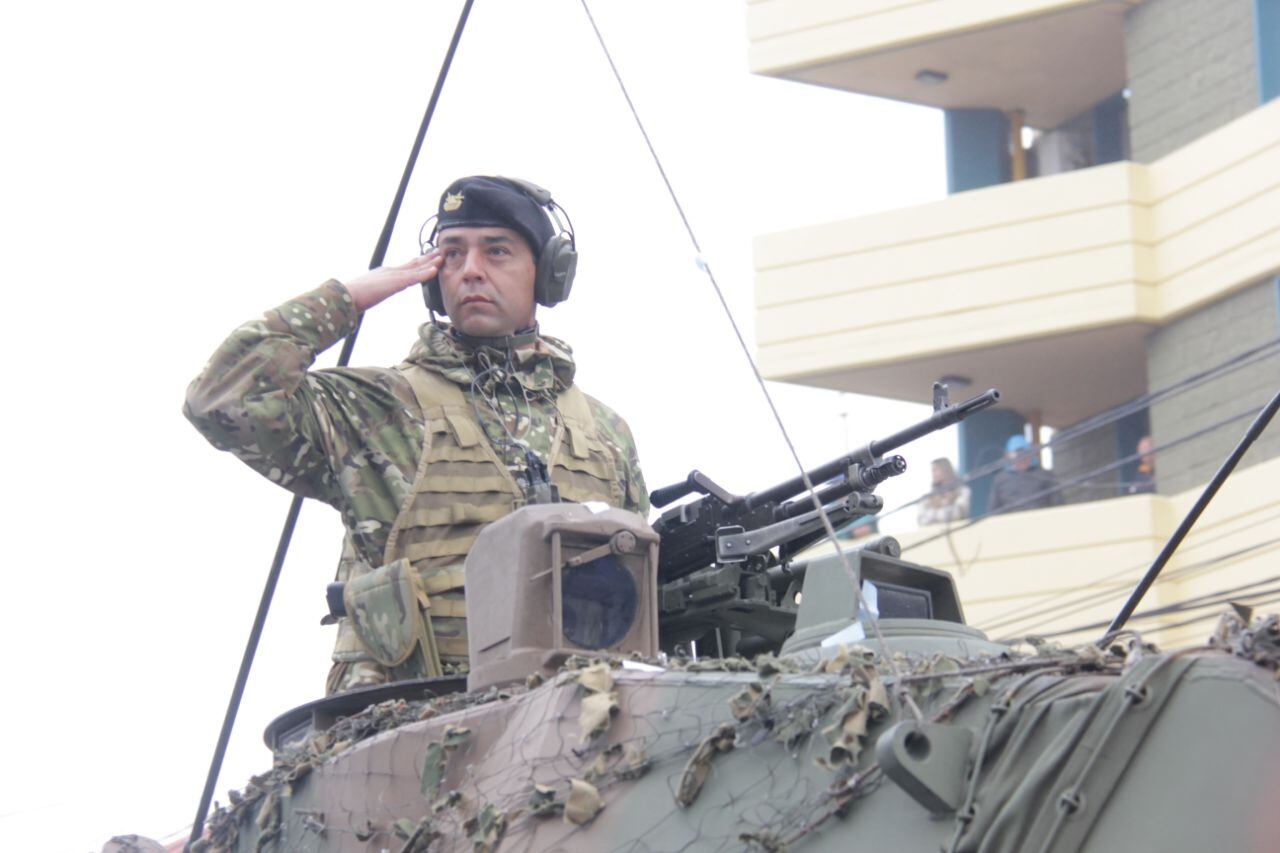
[1005,434,1030,453]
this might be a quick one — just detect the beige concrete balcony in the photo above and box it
[747,0,1139,128]
[753,101,1280,427]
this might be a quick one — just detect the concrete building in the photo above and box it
[748,0,1280,646]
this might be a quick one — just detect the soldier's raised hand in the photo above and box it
[342,251,442,312]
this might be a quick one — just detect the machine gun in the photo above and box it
[652,384,999,655]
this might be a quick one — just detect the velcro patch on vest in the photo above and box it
[444,410,482,448]
[565,421,591,459]
[419,566,466,594]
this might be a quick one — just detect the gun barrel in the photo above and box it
[778,479,854,520]
[743,389,999,509]
[869,389,1000,457]
[745,457,848,509]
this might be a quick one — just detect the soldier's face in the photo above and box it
[438,227,537,337]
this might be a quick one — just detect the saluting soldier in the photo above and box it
[185,176,648,693]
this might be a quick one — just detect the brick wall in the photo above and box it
[1146,280,1280,495]
[1125,0,1259,162]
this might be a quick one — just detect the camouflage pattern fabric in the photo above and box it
[185,281,648,692]
[185,281,648,570]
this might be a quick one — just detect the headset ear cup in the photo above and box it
[534,235,577,307]
[422,277,447,315]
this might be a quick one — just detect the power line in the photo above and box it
[1134,594,1280,638]
[979,517,1280,636]
[877,338,1279,525]
[899,402,1264,554]
[1031,571,1280,641]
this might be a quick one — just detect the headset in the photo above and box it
[418,177,578,316]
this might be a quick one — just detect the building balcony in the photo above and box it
[754,100,1280,427]
[911,453,1280,649]
[747,0,1138,129]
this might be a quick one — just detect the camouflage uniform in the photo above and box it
[185,280,647,691]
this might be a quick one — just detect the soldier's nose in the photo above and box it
[460,247,485,279]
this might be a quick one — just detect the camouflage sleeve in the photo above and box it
[183,280,392,507]
[586,396,650,516]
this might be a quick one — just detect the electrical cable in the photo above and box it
[981,514,1280,636]
[1032,569,1280,641]
[877,338,1279,525]
[1130,593,1280,638]
[900,403,1262,554]
[991,536,1280,643]
[186,1,476,845]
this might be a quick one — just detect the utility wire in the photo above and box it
[900,403,1262,554]
[981,514,1280,635]
[1130,593,1280,638]
[877,338,1279,525]
[577,0,923,721]
[991,535,1280,643]
[1032,569,1280,640]
[186,1,476,846]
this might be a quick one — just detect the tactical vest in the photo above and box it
[329,362,621,692]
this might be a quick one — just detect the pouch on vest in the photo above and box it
[342,557,443,677]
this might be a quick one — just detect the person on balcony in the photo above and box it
[1126,435,1156,494]
[917,457,970,525]
[987,435,1062,514]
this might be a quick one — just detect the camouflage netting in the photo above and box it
[192,643,1102,852]
[187,612,1280,852]
[1209,609,1280,675]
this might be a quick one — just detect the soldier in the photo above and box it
[185,176,648,693]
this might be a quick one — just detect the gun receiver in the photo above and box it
[651,386,1000,584]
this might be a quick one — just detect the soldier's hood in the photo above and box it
[405,322,576,391]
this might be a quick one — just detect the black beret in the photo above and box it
[436,176,554,258]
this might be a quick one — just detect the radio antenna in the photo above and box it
[1101,387,1280,643]
[187,1,476,845]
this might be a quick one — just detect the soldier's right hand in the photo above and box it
[342,252,442,312]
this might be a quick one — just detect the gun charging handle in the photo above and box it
[650,469,740,508]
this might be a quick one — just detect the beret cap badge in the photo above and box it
[442,192,464,212]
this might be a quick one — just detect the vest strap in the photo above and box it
[421,566,466,595]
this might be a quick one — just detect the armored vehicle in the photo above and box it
[174,387,1280,853]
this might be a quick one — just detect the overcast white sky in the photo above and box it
[0,2,951,848]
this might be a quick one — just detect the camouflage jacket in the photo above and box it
[184,281,648,568]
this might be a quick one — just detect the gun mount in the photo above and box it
[651,385,999,656]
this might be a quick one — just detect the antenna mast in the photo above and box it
[187,2,477,845]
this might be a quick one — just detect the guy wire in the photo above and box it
[578,0,921,721]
